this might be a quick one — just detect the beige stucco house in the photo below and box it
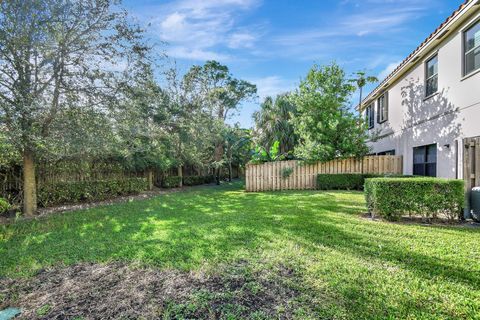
[360,0,480,198]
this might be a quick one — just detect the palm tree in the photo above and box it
[350,71,378,110]
[253,94,297,159]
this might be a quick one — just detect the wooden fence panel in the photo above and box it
[245,155,403,192]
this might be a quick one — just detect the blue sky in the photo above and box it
[123,0,463,128]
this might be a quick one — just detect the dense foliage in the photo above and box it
[253,94,297,160]
[290,63,370,162]
[161,176,183,189]
[317,174,367,190]
[316,173,407,190]
[182,175,214,186]
[0,198,10,215]
[37,178,148,207]
[365,177,464,221]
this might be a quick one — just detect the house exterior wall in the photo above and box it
[363,10,480,180]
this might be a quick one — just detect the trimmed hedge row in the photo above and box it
[316,173,406,190]
[162,175,215,188]
[365,177,464,221]
[38,178,148,207]
[183,175,215,186]
[162,176,182,188]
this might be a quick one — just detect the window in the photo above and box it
[464,20,480,75]
[377,93,388,123]
[377,150,395,156]
[365,104,374,129]
[413,144,437,177]
[425,55,438,97]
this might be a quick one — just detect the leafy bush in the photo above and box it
[204,175,215,184]
[281,167,294,180]
[365,177,464,221]
[317,174,366,190]
[183,176,206,186]
[162,176,182,188]
[38,178,148,207]
[316,173,408,190]
[0,197,11,215]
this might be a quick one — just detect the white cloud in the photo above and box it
[167,46,232,61]
[248,76,294,100]
[142,0,261,62]
[378,60,402,81]
[227,32,257,49]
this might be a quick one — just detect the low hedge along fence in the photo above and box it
[316,173,406,190]
[162,175,215,188]
[183,175,215,186]
[365,177,464,221]
[38,178,148,207]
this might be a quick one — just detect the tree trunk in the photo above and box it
[177,165,183,188]
[214,143,223,185]
[147,169,154,191]
[358,86,363,118]
[228,161,233,182]
[23,149,37,216]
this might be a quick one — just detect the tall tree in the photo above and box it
[0,0,148,215]
[253,93,297,159]
[184,61,256,184]
[291,63,370,162]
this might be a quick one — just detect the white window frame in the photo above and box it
[463,17,480,77]
[366,104,374,129]
[425,54,438,98]
[377,93,388,124]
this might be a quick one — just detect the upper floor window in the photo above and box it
[377,93,388,123]
[366,104,374,129]
[425,55,438,97]
[464,20,480,76]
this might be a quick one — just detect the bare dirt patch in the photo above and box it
[0,261,302,319]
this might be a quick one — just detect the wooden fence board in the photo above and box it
[245,155,403,192]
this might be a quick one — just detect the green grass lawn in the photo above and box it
[1,181,480,319]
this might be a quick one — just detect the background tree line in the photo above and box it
[0,0,256,215]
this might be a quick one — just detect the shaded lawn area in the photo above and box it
[1,181,479,319]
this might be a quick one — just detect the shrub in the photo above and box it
[38,178,148,207]
[183,176,206,186]
[281,167,294,180]
[0,197,11,215]
[162,176,182,188]
[317,174,366,190]
[204,175,215,184]
[365,177,464,221]
[316,173,409,190]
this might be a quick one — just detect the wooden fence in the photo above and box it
[245,156,403,192]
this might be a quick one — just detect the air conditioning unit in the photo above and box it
[472,187,480,222]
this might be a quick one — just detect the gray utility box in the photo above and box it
[472,187,480,222]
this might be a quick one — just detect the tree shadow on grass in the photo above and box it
[1,185,479,318]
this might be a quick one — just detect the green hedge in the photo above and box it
[183,175,215,186]
[316,173,405,190]
[365,177,464,221]
[38,178,148,207]
[162,176,182,188]
[204,175,215,184]
[0,197,10,215]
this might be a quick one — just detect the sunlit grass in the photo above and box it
[1,181,479,319]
